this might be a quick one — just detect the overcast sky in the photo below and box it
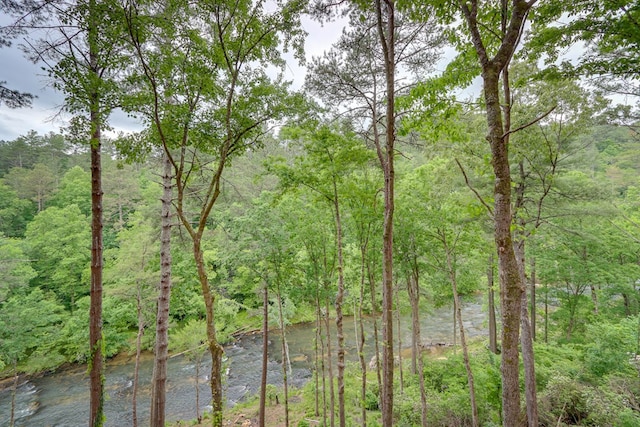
[0,15,347,141]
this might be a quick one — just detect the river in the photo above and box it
[0,299,486,426]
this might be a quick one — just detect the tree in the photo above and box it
[122,2,305,424]
[6,1,128,423]
[307,4,442,423]
[429,1,538,425]
[270,124,372,427]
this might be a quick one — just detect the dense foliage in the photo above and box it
[2,1,640,426]
[1,113,639,424]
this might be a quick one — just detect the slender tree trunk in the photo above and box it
[358,246,368,426]
[195,356,202,423]
[453,305,457,351]
[318,298,328,426]
[277,284,290,427]
[515,240,537,427]
[368,261,382,392]
[375,1,396,423]
[192,237,224,427]
[407,274,418,375]
[531,258,536,341]
[133,283,145,427]
[332,190,346,427]
[544,282,549,344]
[395,281,403,394]
[324,296,335,427]
[446,243,479,427]
[88,51,104,426]
[488,254,498,354]
[259,281,269,426]
[590,285,599,315]
[150,153,173,427]
[407,265,427,427]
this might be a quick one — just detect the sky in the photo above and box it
[0,15,347,141]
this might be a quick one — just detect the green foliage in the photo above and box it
[25,204,90,309]
[170,319,207,361]
[584,318,638,380]
[0,287,68,372]
[49,165,91,216]
[0,181,35,237]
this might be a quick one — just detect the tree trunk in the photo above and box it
[195,356,202,423]
[324,296,335,427]
[375,1,396,423]
[530,258,536,341]
[277,285,290,427]
[258,281,269,426]
[150,152,173,427]
[192,237,224,427]
[486,64,524,427]
[407,265,427,427]
[516,240,537,427]
[317,298,328,425]
[459,1,536,424]
[544,282,549,344]
[368,261,382,392]
[395,281,403,394]
[332,188,346,427]
[88,34,104,424]
[446,244,479,427]
[590,285,599,315]
[358,245,368,426]
[488,254,498,354]
[133,283,145,427]
[407,274,418,375]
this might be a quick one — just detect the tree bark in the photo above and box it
[395,282,403,394]
[150,152,173,427]
[276,283,290,427]
[458,1,536,424]
[88,26,104,423]
[374,1,396,424]
[192,236,224,427]
[332,185,346,427]
[407,264,427,427]
[133,283,145,427]
[258,281,269,426]
[445,239,479,427]
[530,258,536,341]
[324,295,335,427]
[358,245,368,426]
[515,239,538,427]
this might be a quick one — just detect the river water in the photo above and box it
[0,299,486,426]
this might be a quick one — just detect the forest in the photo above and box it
[1,1,640,427]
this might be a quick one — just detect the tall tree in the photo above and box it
[6,2,127,423]
[421,1,538,425]
[307,4,441,423]
[270,124,372,427]
[122,1,304,424]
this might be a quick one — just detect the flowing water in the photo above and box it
[0,299,486,426]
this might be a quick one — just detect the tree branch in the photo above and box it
[455,158,493,217]
[502,105,556,139]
